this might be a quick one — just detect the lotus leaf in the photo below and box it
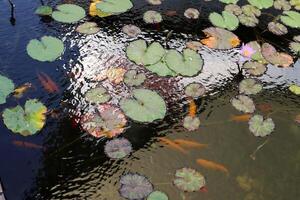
[184,8,200,19]
[225,4,243,15]
[291,0,300,10]
[0,75,14,105]
[85,86,111,104]
[289,84,300,95]
[165,49,203,77]
[209,11,239,30]
[96,0,133,14]
[126,40,165,66]
[183,116,200,131]
[248,115,275,137]
[242,5,261,17]
[268,22,288,35]
[220,0,239,4]
[52,4,85,23]
[280,11,300,28]
[2,99,47,136]
[242,61,267,76]
[289,42,300,54]
[124,70,146,86]
[143,10,163,24]
[231,95,255,113]
[26,36,64,62]
[122,24,141,37]
[184,83,206,98]
[35,6,53,16]
[261,43,293,67]
[274,0,292,10]
[239,79,262,95]
[147,0,163,6]
[104,138,132,159]
[248,0,274,9]
[238,14,259,27]
[173,168,206,192]
[120,89,166,123]
[76,22,100,35]
[147,191,168,200]
[146,59,177,77]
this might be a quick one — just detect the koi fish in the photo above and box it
[257,103,272,113]
[230,114,252,122]
[37,72,59,93]
[159,137,188,154]
[196,159,229,175]
[188,99,197,117]
[173,139,208,149]
[12,140,45,150]
[13,83,32,98]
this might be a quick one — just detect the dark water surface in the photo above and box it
[0,0,300,199]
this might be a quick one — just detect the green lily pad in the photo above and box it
[165,49,203,77]
[26,36,64,62]
[289,42,300,54]
[2,99,47,136]
[143,10,163,24]
[280,11,300,28]
[242,61,267,76]
[0,75,15,105]
[52,4,86,23]
[183,116,200,131]
[147,191,168,200]
[85,86,111,104]
[120,89,166,123]
[209,11,239,30]
[274,0,292,10]
[231,95,255,113]
[291,0,300,10]
[35,6,53,16]
[268,22,288,35]
[239,79,262,95]
[289,84,300,95]
[126,40,166,66]
[220,0,239,4]
[124,70,146,86]
[173,168,206,192]
[96,0,133,15]
[238,14,259,27]
[184,83,206,98]
[76,22,100,35]
[225,4,243,15]
[248,0,274,9]
[248,115,275,137]
[146,59,177,77]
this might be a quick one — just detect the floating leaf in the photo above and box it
[143,10,163,24]
[246,41,266,62]
[231,95,255,113]
[52,4,86,23]
[96,0,133,15]
[126,40,165,65]
[242,5,261,17]
[89,0,112,17]
[225,4,243,15]
[165,49,203,77]
[280,11,300,28]
[290,42,300,54]
[268,22,288,35]
[184,8,200,19]
[146,59,177,77]
[26,36,64,62]
[104,138,132,159]
[147,191,168,200]
[183,116,200,131]
[85,86,111,104]
[220,0,239,4]
[209,11,239,30]
[238,14,259,27]
[76,22,100,35]
[2,99,47,136]
[186,41,203,51]
[261,43,293,67]
[248,0,274,9]
[242,61,267,76]
[289,84,300,95]
[291,0,300,10]
[173,168,206,192]
[239,79,262,95]
[120,89,166,123]
[184,83,206,98]
[146,0,163,5]
[0,75,14,105]
[294,35,300,42]
[201,27,240,49]
[119,173,153,200]
[274,0,292,10]
[122,24,141,37]
[248,115,275,137]
[124,70,146,86]
[35,6,52,16]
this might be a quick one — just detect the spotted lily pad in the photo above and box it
[0,75,14,105]
[173,168,206,192]
[184,8,200,19]
[289,84,300,95]
[248,0,274,9]
[262,43,293,67]
[184,83,206,98]
[209,11,239,30]
[231,95,255,113]
[291,0,300,10]
[52,4,86,23]
[26,36,64,62]
[85,86,111,104]
[242,5,261,17]
[248,115,275,137]
[122,24,141,37]
[124,70,146,86]
[183,116,201,131]
[274,0,292,10]
[242,61,267,76]
[289,42,300,54]
[165,49,203,77]
[104,138,132,159]
[238,14,259,27]
[35,6,53,16]
[143,10,163,24]
[239,79,262,95]
[267,22,288,35]
[147,191,168,200]
[126,40,165,66]
[280,11,300,28]
[2,99,47,136]
[76,22,100,34]
[225,4,243,15]
[120,89,166,123]
[96,0,133,15]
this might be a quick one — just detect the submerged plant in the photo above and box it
[104,137,132,159]
[173,168,206,192]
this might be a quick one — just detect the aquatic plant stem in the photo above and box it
[250,138,269,160]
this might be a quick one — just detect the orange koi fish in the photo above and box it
[196,159,229,175]
[159,137,188,154]
[173,139,208,149]
[230,114,252,122]
[37,72,59,93]
[188,99,197,117]
[13,140,45,150]
[13,83,32,98]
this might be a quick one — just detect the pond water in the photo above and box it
[0,0,300,199]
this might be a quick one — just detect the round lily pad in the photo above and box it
[147,191,168,200]
[248,115,275,137]
[268,22,288,35]
[26,36,64,62]
[143,10,163,24]
[85,86,111,104]
[274,0,292,10]
[122,24,141,37]
[242,61,267,76]
[262,43,293,67]
[76,22,100,35]
[35,6,53,16]
[290,42,300,54]
[242,5,261,17]
[146,0,163,5]
[184,83,206,98]
[280,11,300,28]
[183,116,200,131]
[52,4,86,23]
[96,0,133,15]
[209,11,239,31]
[104,137,132,159]
[248,0,274,9]
[294,35,300,42]
[184,8,200,19]
[2,99,47,136]
[165,49,203,77]
[120,89,166,123]
[225,4,243,15]
[231,95,255,113]
[239,79,263,95]
[246,41,266,62]
[145,59,177,77]
[0,75,15,105]
[173,168,206,192]
[124,70,146,86]
[238,14,259,27]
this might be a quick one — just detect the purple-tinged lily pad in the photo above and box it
[104,137,132,159]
